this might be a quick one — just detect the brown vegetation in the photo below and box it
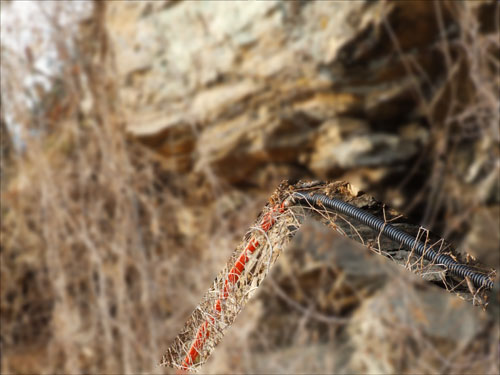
[1,1,498,374]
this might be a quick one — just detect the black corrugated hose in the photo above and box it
[293,192,494,290]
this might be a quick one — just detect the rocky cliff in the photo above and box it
[1,1,498,374]
[109,0,499,255]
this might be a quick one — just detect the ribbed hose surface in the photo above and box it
[294,193,493,290]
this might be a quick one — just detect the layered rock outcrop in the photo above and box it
[108,0,498,257]
[2,1,498,374]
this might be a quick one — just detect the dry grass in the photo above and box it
[383,1,499,237]
[0,3,237,374]
[1,1,498,374]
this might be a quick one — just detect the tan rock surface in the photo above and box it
[2,1,498,374]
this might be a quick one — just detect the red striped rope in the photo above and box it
[181,202,286,370]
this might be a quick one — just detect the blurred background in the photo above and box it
[1,0,499,373]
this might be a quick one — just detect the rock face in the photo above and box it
[108,1,498,228]
[1,1,498,374]
[111,1,427,185]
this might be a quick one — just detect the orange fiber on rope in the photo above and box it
[181,202,286,370]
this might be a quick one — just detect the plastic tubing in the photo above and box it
[293,192,494,290]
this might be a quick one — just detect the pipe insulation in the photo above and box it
[293,192,494,290]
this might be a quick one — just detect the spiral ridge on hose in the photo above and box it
[294,192,494,290]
